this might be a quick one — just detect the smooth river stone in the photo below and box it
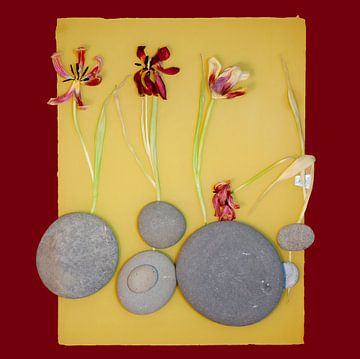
[127,264,158,293]
[283,262,299,289]
[277,224,315,251]
[36,212,119,298]
[138,201,186,249]
[117,250,176,315]
[176,221,284,326]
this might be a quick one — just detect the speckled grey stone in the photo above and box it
[138,201,186,249]
[277,224,315,251]
[117,250,176,315]
[127,264,158,293]
[283,262,299,289]
[36,212,119,299]
[176,221,284,326]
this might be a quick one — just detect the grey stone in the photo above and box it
[277,223,315,251]
[138,201,186,249]
[36,212,119,299]
[127,264,158,293]
[283,262,299,289]
[176,221,284,326]
[117,250,176,315]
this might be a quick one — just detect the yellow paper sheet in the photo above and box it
[57,17,306,345]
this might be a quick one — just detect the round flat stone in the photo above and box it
[117,250,176,315]
[36,212,119,299]
[138,201,186,249]
[277,224,315,251]
[283,262,299,289]
[176,221,284,326]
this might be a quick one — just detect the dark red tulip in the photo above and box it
[134,46,180,100]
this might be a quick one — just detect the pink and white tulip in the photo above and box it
[208,57,249,99]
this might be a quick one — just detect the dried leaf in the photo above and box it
[282,59,305,155]
[91,95,110,213]
[298,161,315,223]
[113,78,156,189]
[251,155,316,211]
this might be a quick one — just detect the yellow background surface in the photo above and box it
[57,17,306,345]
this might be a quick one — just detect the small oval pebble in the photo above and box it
[127,265,158,293]
[36,212,119,298]
[117,250,176,315]
[283,262,299,288]
[138,201,186,249]
[277,224,315,251]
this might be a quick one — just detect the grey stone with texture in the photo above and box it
[117,250,176,315]
[176,221,284,326]
[127,264,159,293]
[36,212,119,299]
[277,223,315,251]
[138,201,186,249]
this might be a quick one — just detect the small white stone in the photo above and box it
[283,262,299,288]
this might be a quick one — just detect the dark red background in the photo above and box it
[3,0,356,357]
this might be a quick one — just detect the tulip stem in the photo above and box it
[195,98,215,224]
[142,96,152,161]
[150,96,161,200]
[193,57,211,225]
[90,92,113,214]
[197,99,214,175]
[232,156,295,194]
[72,97,94,182]
[282,58,307,208]
[114,90,156,188]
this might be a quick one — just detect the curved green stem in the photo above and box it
[150,96,161,200]
[193,56,207,224]
[141,96,152,160]
[114,90,155,188]
[194,171,207,224]
[90,93,112,214]
[282,58,306,204]
[193,98,214,224]
[72,97,94,182]
[197,99,214,175]
[193,99,214,224]
[282,58,305,155]
[233,156,295,193]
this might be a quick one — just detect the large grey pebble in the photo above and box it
[176,221,284,326]
[36,212,119,298]
[117,250,176,315]
[277,223,315,251]
[138,201,186,249]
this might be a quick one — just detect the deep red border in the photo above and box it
[4,1,355,356]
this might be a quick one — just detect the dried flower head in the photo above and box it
[208,57,249,99]
[212,181,240,221]
[134,46,180,100]
[48,47,103,109]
